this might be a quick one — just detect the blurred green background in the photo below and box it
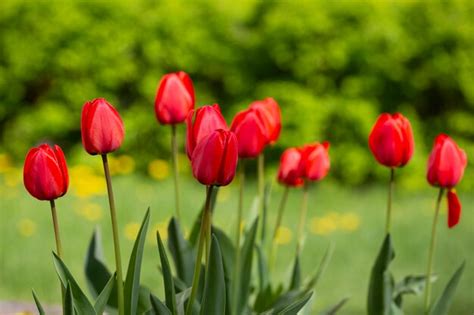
[0,0,473,314]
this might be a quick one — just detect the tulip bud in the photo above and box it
[191,129,238,186]
[23,144,69,201]
[249,97,281,144]
[154,71,195,125]
[427,134,467,188]
[301,142,330,181]
[230,108,268,158]
[447,189,461,228]
[277,148,305,187]
[81,98,125,155]
[368,113,414,167]
[186,104,228,159]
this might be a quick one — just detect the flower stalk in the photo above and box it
[49,199,63,258]
[101,154,124,315]
[258,153,265,243]
[171,124,181,221]
[296,183,309,255]
[232,161,245,315]
[424,188,444,314]
[269,186,289,269]
[385,168,395,234]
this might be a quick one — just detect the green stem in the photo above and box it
[171,124,181,221]
[102,154,124,315]
[50,199,65,302]
[185,185,213,315]
[232,161,245,315]
[269,186,289,270]
[296,183,309,256]
[385,168,395,234]
[258,153,265,243]
[424,188,444,314]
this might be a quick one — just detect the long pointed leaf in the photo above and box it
[290,254,301,290]
[367,235,394,315]
[429,261,465,315]
[305,241,334,291]
[276,291,313,315]
[212,226,235,315]
[200,235,226,315]
[168,218,195,285]
[237,218,259,314]
[157,231,177,315]
[64,282,74,315]
[94,273,116,314]
[124,208,151,315]
[256,244,269,290]
[150,294,172,315]
[53,252,95,315]
[319,297,350,315]
[32,290,45,315]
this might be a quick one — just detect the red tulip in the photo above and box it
[154,71,195,125]
[23,144,69,201]
[277,148,305,187]
[427,134,467,188]
[249,97,281,144]
[186,104,228,159]
[81,98,125,155]
[447,189,461,228]
[230,108,268,158]
[368,113,414,167]
[301,142,330,181]
[191,129,238,186]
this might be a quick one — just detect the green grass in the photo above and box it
[1,174,473,314]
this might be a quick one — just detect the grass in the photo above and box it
[0,171,473,314]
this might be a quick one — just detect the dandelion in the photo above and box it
[17,219,37,237]
[339,213,361,232]
[148,159,170,180]
[124,222,140,241]
[275,226,292,245]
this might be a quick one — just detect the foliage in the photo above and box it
[1,0,473,187]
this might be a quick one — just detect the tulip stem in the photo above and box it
[49,200,63,258]
[171,124,181,221]
[424,188,444,314]
[258,153,265,243]
[232,161,245,315]
[296,183,309,256]
[186,185,213,315]
[101,154,124,315]
[269,186,289,270]
[385,168,395,234]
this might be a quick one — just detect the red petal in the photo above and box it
[447,190,461,228]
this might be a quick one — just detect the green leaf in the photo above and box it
[212,226,235,315]
[64,282,74,315]
[276,291,313,315]
[189,188,219,246]
[305,242,334,291]
[367,234,395,315]
[53,252,95,315]
[429,261,465,315]
[168,217,196,285]
[256,244,269,290]
[260,182,272,243]
[319,297,350,315]
[200,235,226,315]
[32,290,45,315]
[254,284,284,313]
[94,273,116,314]
[124,208,151,315]
[157,231,177,315]
[393,274,437,307]
[150,294,172,315]
[290,254,301,290]
[236,217,259,315]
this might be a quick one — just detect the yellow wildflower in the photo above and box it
[17,219,36,237]
[275,226,292,245]
[148,159,170,180]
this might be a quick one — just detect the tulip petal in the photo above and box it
[447,190,461,228]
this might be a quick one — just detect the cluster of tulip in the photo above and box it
[21,69,467,315]
[367,113,467,315]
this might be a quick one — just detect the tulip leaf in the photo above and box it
[53,252,95,315]
[275,291,314,315]
[189,188,219,246]
[393,274,437,307]
[367,234,395,315]
[319,297,350,315]
[64,282,74,315]
[168,217,196,285]
[94,272,116,314]
[124,208,150,315]
[150,294,172,315]
[236,217,259,315]
[290,254,301,290]
[200,235,226,315]
[260,182,272,243]
[305,241,334,291]
[256,244,269,290]
[429,261,465,315]
[32,290,45,315]
[157,231,177,315]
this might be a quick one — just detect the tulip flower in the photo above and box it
[230,108,268,159]
[423,134,467,313]
[186,104,228,159]
[154,71,195,125]
[277,148,305,187]
[24,144,69,201]
[368,113,414,234]
[301,142,330,182]
[82,97,125,315]
[191,129,238,186]
[250,97,281,145]
[81,98,125,155]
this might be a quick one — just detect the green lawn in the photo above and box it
[1,173,473,314]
